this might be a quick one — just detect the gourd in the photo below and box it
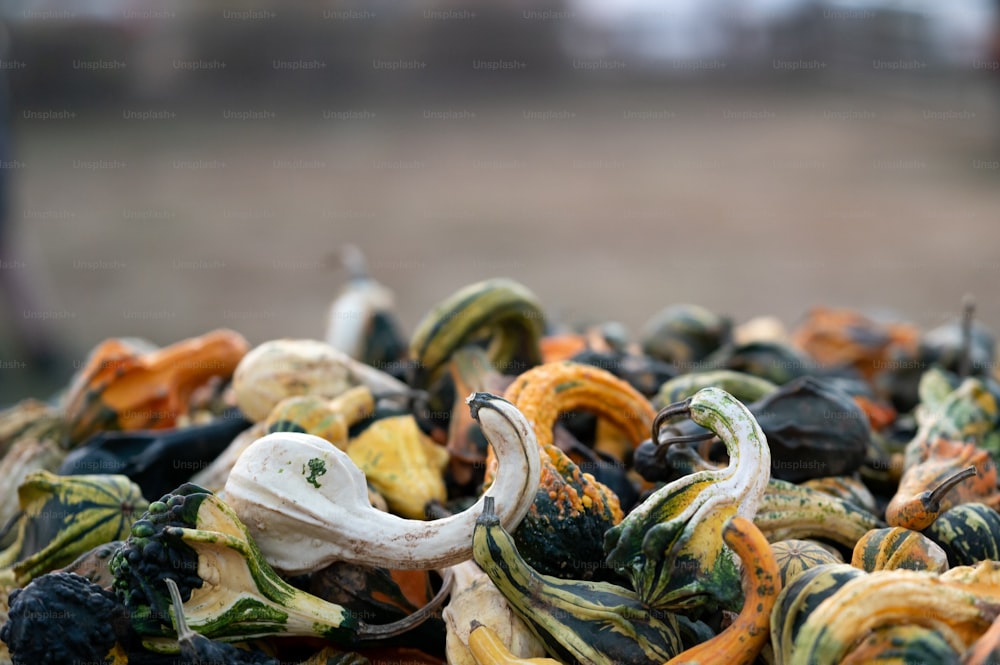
[224,393,541,574]
[604,387,770,613]
[264,385,375,449]
[786,563,1000,665]
[483,361,656,579]
[754,478,884,548]
[965,612,1000,665]
[648,376,870,483]
[324,244,406,368]
[232,338,408,423]
[345,415,449,520]
[800,475,879,515]
[837,624,963,665]
[887,438,998,529]
[408,278,546,393]
[442,560,548,665]
[0,471,147,587]
[789,306,920,382]
[851,527,949,573]
[0,437,66,535]
[906,372,1000,467]
[473,496,685,665]
[923,502,1000,567]
[639,304,731,366]
[655,370,777,407]
[110,484,452,651]
[663,516,780,665]
[63,329,250,444]
[769,563,867,664]
[444,347,514,490]
[0,399,64,459]
[467,622,561,665]
[770,540,843,587]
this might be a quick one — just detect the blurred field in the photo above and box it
[2,17,1000,404]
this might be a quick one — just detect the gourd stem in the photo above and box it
[924,466,978,512]
[163,578,194,642]
[357,567,455,639]
[959,294,975,379]
[660,430,717,446]
[425,499,453,520]
[651,397,694,444]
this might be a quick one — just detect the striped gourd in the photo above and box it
[0,471,147,586]
[800,475,879,515]
[770,540,843,588]
[923,502,1000,567]
[836,624,963,665]
[755,478,884,548]
[654,369,777,408]
[787,563,1000,665]
[770,564,866,665]
[408,278,545,392]
[472,496,684,665]
[850,527,949,573]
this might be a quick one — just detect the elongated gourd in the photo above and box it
[888,439,998,529]
[755,478,884,548]
[224,393,541,574]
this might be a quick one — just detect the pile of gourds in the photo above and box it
[2,253,1000,665]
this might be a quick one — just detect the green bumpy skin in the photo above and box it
[110,484,213,636]
[109,483,358,648]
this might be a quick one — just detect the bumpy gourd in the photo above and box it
[483,361,656,579]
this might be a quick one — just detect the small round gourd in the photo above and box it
[851,527,949,573]
[770,539,843,588]
[923,502,1000,567]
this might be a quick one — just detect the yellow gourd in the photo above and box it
[346,415,449,519]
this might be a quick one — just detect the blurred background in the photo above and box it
[1,0,999,404]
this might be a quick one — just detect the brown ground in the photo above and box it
[3,80,1000,402]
